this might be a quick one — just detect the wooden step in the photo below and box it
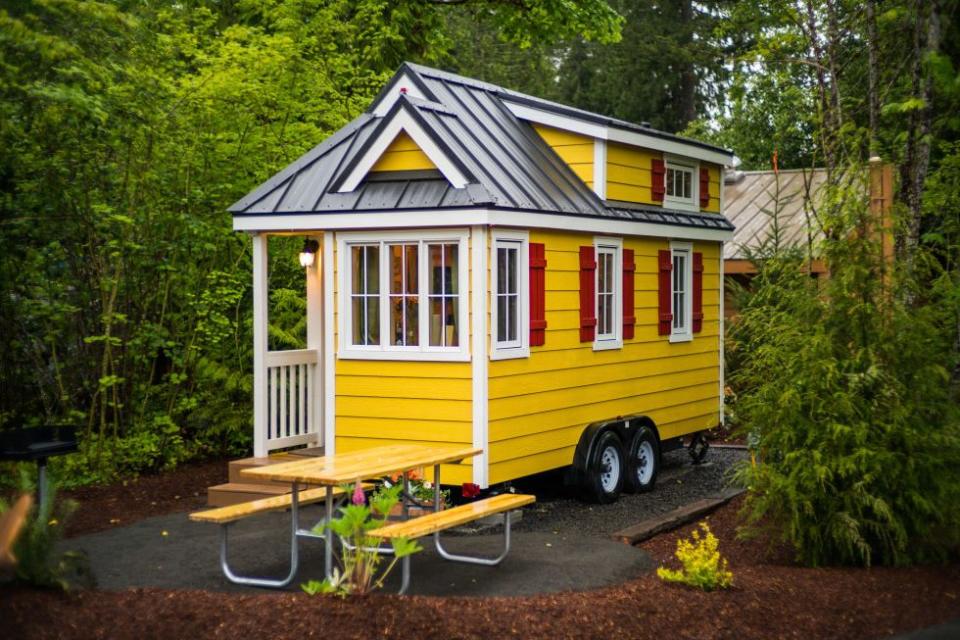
[207,482,290,507]
[228,455,293,486]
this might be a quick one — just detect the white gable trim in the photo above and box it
[505,101,733,167]
[337,109,469,192]
[593,139,607,200]
[372,73,429,116]
[233,208,733,242]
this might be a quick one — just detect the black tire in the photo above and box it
[582,430,625,504]
[688,432,709,464]
[625,426,660,493]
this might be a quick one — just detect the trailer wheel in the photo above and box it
[583,430,625,504]
[625,426,660,493]
[688,432,709,464]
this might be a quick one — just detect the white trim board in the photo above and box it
[234,208,733,243]
[372,73,429,116]
[337,109,469,192]
[505,101,733,167]
[470,225,489,487]
[323,232,336,455]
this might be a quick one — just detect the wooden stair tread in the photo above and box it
[192,485,368,524]
[369,494,535,540]
[208,482,290,495]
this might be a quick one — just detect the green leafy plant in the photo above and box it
[3,477,94,591]
[657,522,733,591]
[302,482,421,596]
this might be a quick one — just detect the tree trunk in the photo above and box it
[676,0,697,129]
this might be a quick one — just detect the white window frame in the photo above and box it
[593,236,622,351]
[490,230,529,361]
[337,229,470,361]
[663,155,699,213]
[669,240,693,343]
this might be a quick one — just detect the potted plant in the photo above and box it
[380,469,450,518]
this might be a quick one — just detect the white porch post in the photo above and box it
[305,234,323,448]
[322,232,336,455]
[252,232,269,458]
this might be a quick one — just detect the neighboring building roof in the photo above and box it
[230,62,734,235]
[724,169,828,260]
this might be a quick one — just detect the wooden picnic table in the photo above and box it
[241,442,481,580]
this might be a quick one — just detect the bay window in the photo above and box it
[339,230,469,361]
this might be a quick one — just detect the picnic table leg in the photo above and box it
[216,482,300,588]
[324,484,333,579]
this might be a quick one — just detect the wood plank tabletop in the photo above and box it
[240,443,481,485]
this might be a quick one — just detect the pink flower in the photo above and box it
[352,480,365,506]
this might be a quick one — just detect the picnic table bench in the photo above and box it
[189,443,534,593]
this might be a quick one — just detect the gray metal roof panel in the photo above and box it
[228,113,375,213]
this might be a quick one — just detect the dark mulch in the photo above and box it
[5,493,959,639]
[61,458,227,538]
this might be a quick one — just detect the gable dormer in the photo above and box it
[333,96,472,192]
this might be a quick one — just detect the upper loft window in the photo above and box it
[664,157,699,212]
[338,230,469,361]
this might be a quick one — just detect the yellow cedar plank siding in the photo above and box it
[332,234,474,486]
[606,142,660,205]
[486,230,721,485]
[533,124,594,188]
[703,163,722,213]
[369,131,437,172]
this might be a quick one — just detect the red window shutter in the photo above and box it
[652,158,665,202]
[699,168,710,207]
[657,250,672,336]
[693,251,704,333]
[529,243,547,347]
[622,248,636,340]
[579,246,596,342]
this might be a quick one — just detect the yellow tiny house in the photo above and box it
[230,63,734,502]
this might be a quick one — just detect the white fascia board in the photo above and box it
[507,102,607,138]
[233,209,734,242]
[372,73,428,116]
[593,139,607,200]
[504,101,733,167]
[337,109,468,192]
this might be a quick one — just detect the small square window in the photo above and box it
[663,158,698,212]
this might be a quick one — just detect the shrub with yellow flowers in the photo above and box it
[657,522,733,591]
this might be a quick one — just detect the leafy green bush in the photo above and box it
[730,175,960,567]
[657,523,733,591]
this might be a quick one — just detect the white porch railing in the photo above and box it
[263,348,320,453]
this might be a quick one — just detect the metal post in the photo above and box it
[324,484,333,578]
[37,458,48,513]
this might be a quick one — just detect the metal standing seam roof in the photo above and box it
[723,169,829,260]
[229,62,735,234]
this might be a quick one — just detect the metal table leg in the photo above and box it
[324,484,333,578]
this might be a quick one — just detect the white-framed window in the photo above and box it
[490,230,529,360]
[664,156,699,212]
[670,241,693,343]
[594,236,622,351]
[338,230,470,361]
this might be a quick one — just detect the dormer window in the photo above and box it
[663,157,699,212]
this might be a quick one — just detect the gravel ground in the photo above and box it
[512,446,748,537]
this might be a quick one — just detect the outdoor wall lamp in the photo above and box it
[299,239,319,268]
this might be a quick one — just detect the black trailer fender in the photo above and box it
[567,415,659,486]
